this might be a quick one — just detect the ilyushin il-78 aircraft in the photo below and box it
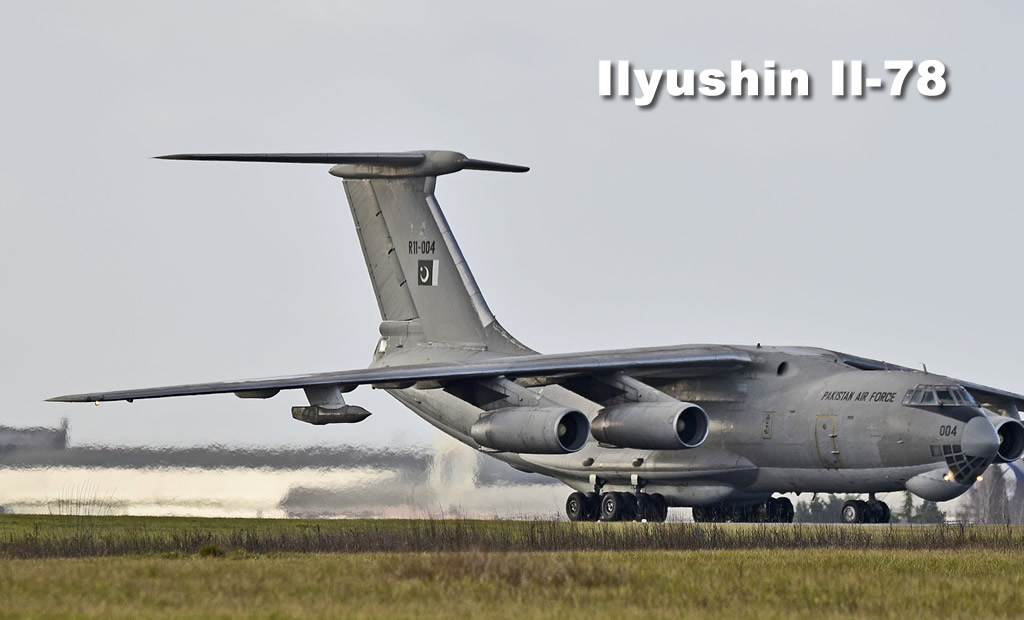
[51,150,1024,524]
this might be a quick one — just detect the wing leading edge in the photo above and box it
[48,346,751,403]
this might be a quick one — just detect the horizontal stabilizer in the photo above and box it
[155,150,528,178]
[155,153,426,165]
[458,158,530,173]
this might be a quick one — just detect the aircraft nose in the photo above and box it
[962,415,1000,459]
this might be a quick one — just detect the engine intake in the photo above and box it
[990,416,1024,463]
[470,407,590,454]
[591,402,709,450]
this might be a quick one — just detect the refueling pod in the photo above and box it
[470,407,590,454]
[591,401,709,450]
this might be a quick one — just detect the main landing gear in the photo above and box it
[565,491,669,522]
[691,497,795,523]
[840,496,891,524]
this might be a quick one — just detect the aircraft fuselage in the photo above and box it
[389,344,997,507]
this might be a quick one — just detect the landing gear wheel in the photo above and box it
[749,502,769,523]
[769,497,795,523]
[622,492,639,521]
[566,492,589,522]
[600,492,626,522]
[650,493,669,522]
[585,492,601,521]
[865,500,891,524]
[841,499,866,524]
[637,494,657,522]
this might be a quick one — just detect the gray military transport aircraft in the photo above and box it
[51,150,1024,524]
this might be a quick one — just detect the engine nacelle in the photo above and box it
[985,412,1024,463]
[591,402,709,450]
[470,407,590,454]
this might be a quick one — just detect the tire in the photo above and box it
[622,493,639,521]
[650,493,669,523]
[566,492,588,522]
[866,500,891,524]
[584,492,601,521]
[841,499,865,524]
[778,497,795,523]
[770,497,795,523]
[600,492,625,522]
[639,494,668,522]
[878,501,891,524]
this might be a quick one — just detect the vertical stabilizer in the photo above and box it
[331,151,533,357]
[155,150,533,358]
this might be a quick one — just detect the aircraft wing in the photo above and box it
[958,381,1024,415]
[48,345,750,403]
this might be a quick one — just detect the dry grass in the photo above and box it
[0,549,1021,619]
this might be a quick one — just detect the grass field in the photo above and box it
[2,516,1023,618]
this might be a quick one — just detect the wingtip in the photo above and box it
[47,394,93,403]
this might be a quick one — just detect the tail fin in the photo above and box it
[158,150,533,357]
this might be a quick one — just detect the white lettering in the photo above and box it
[665,70,695,97]
[633,69,663,107]
[598,60,612,96]
[699,69,725,96]
[780,68,809,97]
[617,60,630,97]
[731,60,759,97]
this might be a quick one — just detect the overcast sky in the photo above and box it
[2,2,1021,449]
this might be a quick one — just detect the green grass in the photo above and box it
[3,516,1024,617]
[1,549,1021,619]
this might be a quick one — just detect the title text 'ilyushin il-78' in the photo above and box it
[51,150,1024,524]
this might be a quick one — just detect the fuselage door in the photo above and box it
[815,414,841,468]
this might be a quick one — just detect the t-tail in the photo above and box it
[157,151,534,362]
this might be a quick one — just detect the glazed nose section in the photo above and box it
[963,415,1000,459]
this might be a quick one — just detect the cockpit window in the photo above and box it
[958,388,978,406]
[904,384,977,408]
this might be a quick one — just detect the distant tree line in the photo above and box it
[956,464,1024,525]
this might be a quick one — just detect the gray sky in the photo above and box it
[2,1,1021,449]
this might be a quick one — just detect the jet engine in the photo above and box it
[591,402,709,450]
[986,413,1024,463]
[470,407,590,454]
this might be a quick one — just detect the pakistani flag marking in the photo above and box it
[417,259,439,286]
